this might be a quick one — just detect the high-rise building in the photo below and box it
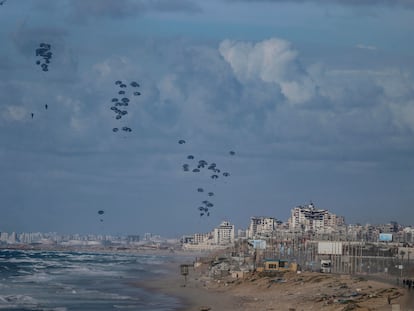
[213,221,235,245]
[288,202,344,232]
[0,232,9,242]
[248,216,276,238]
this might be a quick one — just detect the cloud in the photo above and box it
[67,0,201,22]
[3,35,413,166]
[356,44,377,50]
[3,106,27,121]
[219,38,318,104]
[2,30,414,233]
[226,0,414,9]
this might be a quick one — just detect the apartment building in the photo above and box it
[288,202,344,232]
[213,221,235,245]
[247,216,277,238]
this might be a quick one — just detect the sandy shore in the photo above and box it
[135,256,414,311]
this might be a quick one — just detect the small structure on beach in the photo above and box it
[231,270,250,279]
[258,259,298,273]
[180,264,191,285]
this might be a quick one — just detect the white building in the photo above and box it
[247,217,276,238]
[288,202,344,232]
[0,232,9,242]
[193,232,211,244]
[214,221,235,245]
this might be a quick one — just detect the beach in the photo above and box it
[141,255,414,311]
[2,247,412,310]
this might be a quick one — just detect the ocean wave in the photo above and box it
[0,250,182,310]
[0,294,37,303]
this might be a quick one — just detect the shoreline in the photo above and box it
[132,256,412,311]
[2,247,412,310]
[133,261,241,311]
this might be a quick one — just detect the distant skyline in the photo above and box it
[1,0,414,237]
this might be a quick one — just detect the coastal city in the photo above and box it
[2,203,414,309]
[2,202,414,247]
[2,202,414,275]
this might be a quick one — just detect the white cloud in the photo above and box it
[157,74,184,102]
[280,77,316,104]
[227,0,414,9]
[219,38,318,104]
[4,106,27,121]
[356,44,377,50]
[389,99,414,133]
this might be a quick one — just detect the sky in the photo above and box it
[1,0,414,238]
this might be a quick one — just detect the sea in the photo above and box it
[0,249,190,311]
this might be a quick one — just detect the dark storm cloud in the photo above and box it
[68,0,201,21]
[227,0,414,8]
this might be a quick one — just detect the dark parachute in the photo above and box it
[35,43,52,72]
[198,205,210,217]
[208,164,216,170]
[110,79,141,135]
[177,144,237,219]
[130,81,140,87]
[98,210,105,222]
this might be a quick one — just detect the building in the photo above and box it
[193,232,211,244]
[214,221,235,245]
[288,202,344,233]
[247,217,277,238]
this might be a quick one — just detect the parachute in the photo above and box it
[177,140,237,217]
[35,43,52,72]
[110,79,140,135]
[130,81,140,87]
